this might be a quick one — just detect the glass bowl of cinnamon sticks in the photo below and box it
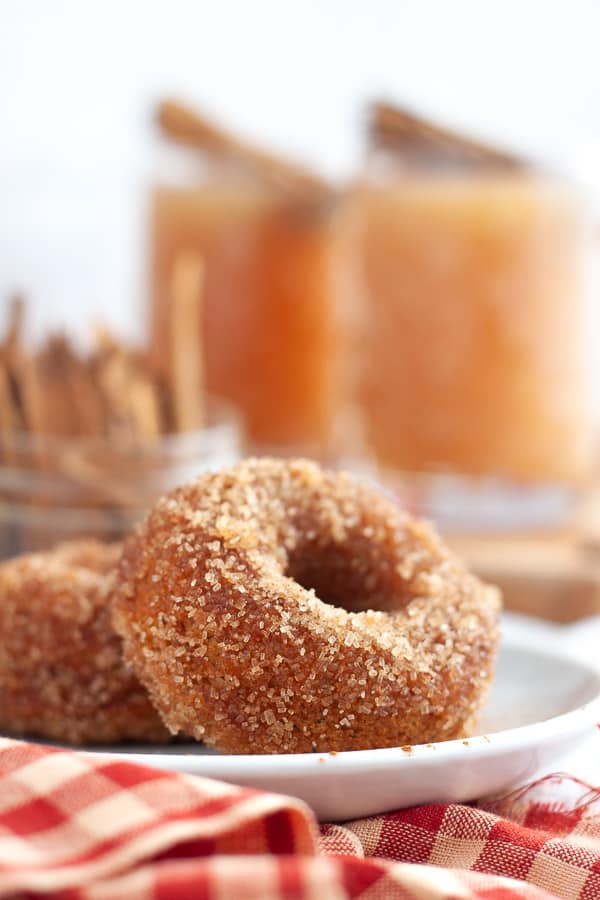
[0,298,241,558]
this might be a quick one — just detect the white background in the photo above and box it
[1,0,599,348]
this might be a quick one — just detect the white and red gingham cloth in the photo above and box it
[1,738,600,899]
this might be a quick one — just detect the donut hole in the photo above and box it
[286,536,408,613]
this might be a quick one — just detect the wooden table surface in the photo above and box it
[447,488,600,623]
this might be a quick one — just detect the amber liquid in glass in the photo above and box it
[357,174,592,485]
[151,182,347,457]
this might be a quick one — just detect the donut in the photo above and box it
[113,458,501,754]
[0,540,169,745]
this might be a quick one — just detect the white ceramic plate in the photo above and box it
[79,614,600,820]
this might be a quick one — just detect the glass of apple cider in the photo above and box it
[149,148,354,461]
[354,161,594,529]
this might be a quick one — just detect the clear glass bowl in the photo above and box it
[0,396,241,558]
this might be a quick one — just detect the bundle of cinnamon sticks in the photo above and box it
[0,285,205,449]
[0,300,161,446]
[0,276,209,556]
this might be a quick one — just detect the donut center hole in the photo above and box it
[287,541,404,613]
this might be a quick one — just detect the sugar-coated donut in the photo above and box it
[0,540,169,745]
[113,458,501,754]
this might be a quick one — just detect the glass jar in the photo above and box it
[149,148,355,461]
[0,395,240,558]
[352,162,595,530]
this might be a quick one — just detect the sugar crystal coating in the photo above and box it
[113,458,501,753]
[0,540,169,744]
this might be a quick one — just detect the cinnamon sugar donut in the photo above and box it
[113,458,501,754]
[0,540,168,745]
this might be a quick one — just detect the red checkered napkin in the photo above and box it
[0,738,315,898]
[0,737,599,899]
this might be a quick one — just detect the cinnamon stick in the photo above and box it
[2,295,25,358]
[157,99,331,202]
[369,101,527,171]
[0,364,21,461]
[0,295,27,433]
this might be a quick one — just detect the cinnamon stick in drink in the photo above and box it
[369,101,527,170]
[157,99,332,204]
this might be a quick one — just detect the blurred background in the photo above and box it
[2,0,600,336]
[2,0,600,620]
